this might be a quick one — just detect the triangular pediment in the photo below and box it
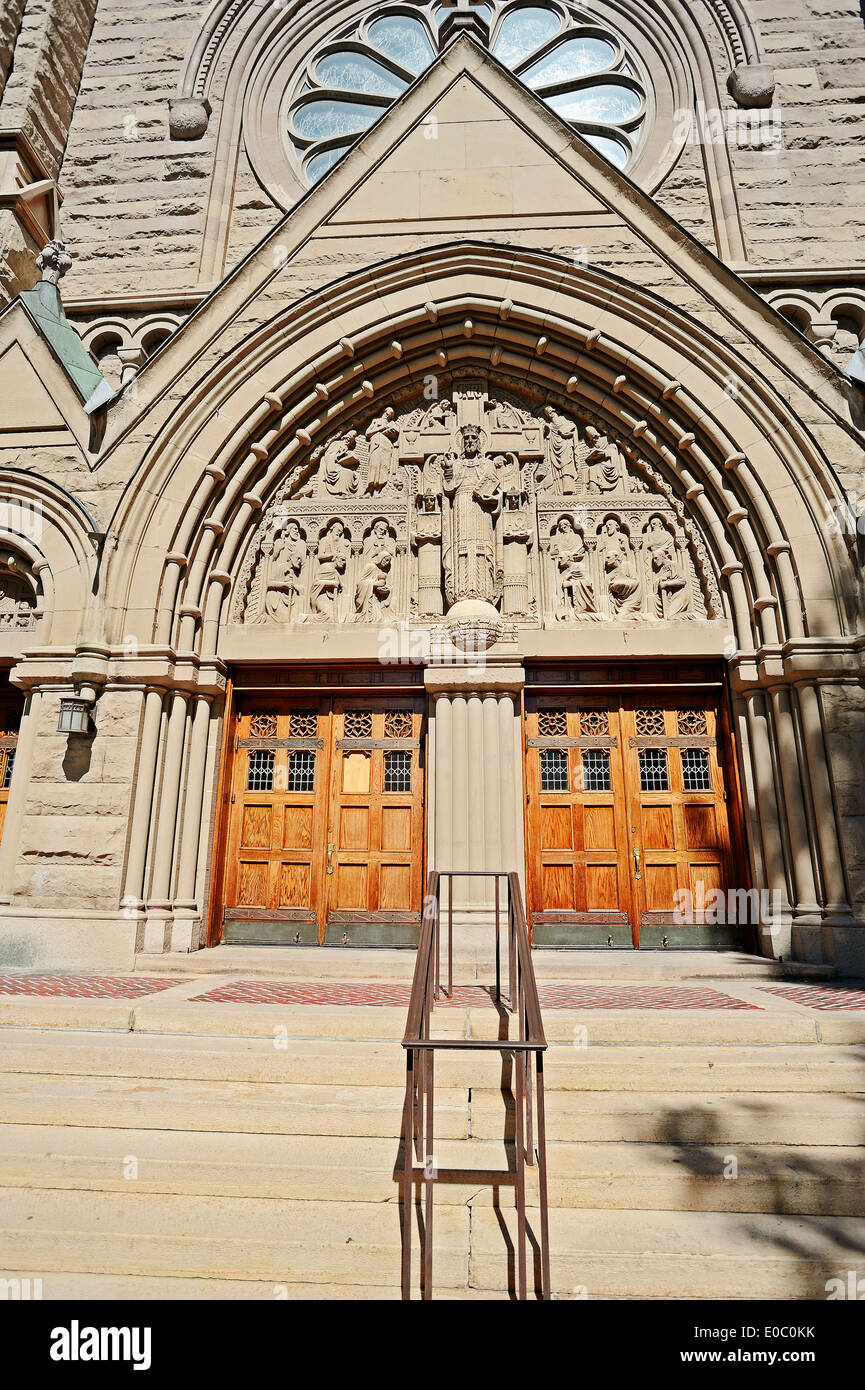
[100,34,855,456]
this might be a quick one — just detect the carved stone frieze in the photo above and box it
[233,381,721,629]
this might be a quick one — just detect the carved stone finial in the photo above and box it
[36,239,73,286]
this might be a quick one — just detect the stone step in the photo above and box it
[1,1031,861,1091]
[3,1073,862,1147]
[136,945,834,983]
[0,1124,859,1215]
[1,1187,861,1297]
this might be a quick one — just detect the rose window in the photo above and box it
[286,2,647,186]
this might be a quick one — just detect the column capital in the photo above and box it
[424,662,525,697]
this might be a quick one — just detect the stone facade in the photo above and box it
[0,3,863,970]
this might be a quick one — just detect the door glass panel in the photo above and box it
[681,748,712,792]
[540,748,569,791]
[287,750,316,792]
[247,749,275,791]
[581,748,611,792]
[384,750,411,792]
[1,749,14,789]
[638,747,669,792]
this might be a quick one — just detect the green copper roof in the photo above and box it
[19,280,113,412]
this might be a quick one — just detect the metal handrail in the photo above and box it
[400,870,551,1300]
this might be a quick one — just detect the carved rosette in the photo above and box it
[232,383,721,631]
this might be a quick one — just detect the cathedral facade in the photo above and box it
[0,0,864,969]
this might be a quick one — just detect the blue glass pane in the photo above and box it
[315,52,408,98]
[368,16,435,74]
[548,83,642,124]
[292,99,381,141]
[583,132,629,168]
[307,146,350,182]
[492,6,561,69]
[524,37,616,86]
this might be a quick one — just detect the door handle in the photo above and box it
[633,847,641,879]
[327,842,335,874]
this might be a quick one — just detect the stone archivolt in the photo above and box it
[234,383,717,629]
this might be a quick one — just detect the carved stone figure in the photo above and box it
[355,520,395,621]
[365,408,400,491]
[320,430,361,496]
[262,520,307,623]
[441,424,504,606]
[541,406,580,495]
[585,427,621,493]
[647,518,692,618]
[420,398,455,431]
[599,517,641,616]
[552,516,597,620]
[310,521,350,617]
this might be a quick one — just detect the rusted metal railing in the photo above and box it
[400,870,550,1300]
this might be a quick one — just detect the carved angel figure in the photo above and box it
[542,407,580,495]
[552,516,598,621]
[310,521,350,618]
[263,520,307,623]
[420,398,456,431]
[354,520,395,621]
[598,517,642,617]
[320,430,361,496]
[365,407,400,491]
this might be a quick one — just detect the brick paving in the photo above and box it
[762,984,865,1012]
[189,980,758,1009]
[0,974,186,999]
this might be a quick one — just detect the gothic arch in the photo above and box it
[103,243,856,663]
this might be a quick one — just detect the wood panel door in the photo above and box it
[223,700,330,944]
[526,689,739,948]
[525,696,632,946]
[325,698,425,946]
[222,693,425,946]
[621,697,736,947]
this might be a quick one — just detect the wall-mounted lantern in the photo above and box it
[57,692,95,734]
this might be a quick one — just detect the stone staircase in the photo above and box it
[0,951,863,1299]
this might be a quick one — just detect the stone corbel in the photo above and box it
[727,63,775,108]
[168,98,212,141]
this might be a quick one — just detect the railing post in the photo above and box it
[514,1044,527,1299]
[402,1049,414,1299]
[423,1049,435,1300]
[536,1053,551,1299]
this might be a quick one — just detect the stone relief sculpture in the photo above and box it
[355,520,396,621]
[234,381,720,630]
[310,521,350,618]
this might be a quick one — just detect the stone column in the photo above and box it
[425,659,525,928]
[144,690,188,952]
[122,687,165,911]
[743,689,793,956]
[768,683,822,930]
[171,693,212,951]
[797,682,856,935]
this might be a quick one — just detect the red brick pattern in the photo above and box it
[190,980,757,1009]
[763,984,865,1011]
[0,974,185,999]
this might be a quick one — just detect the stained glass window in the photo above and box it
[287,2,647,186]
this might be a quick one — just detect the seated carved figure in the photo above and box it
[599,517,642,617]
[320,430,361,496]
[585,426,621,493]
[647,520,692,618]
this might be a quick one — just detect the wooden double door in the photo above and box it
[525,690,741,948]
[222,694,425,945]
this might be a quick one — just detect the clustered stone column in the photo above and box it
[731,661,856,964]
[425,659,525,917]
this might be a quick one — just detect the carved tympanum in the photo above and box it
[234,382,719,629]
